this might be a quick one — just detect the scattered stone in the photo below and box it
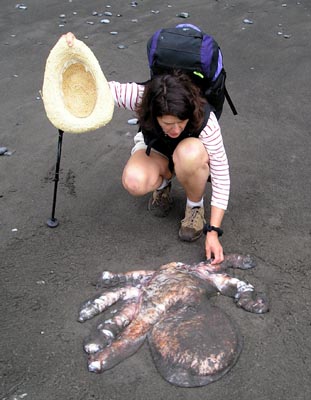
[15,4,27,10]
[0,147,8,155]
[0,147,14,156]
[243,18,254,24]
[127,118,138,125]
[177,12,190,18]
[117,44,128,49]
[104,11,113,16]
[100,19,110,24]
[110,31,118,35]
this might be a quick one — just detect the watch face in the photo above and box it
[203,225,223,236]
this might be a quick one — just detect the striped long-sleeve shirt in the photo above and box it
[108,81,230,210]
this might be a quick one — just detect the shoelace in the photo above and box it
[188,207,201,224]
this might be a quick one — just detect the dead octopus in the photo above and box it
[78,254,269,387]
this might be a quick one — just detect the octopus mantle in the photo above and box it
[78,254,269,387]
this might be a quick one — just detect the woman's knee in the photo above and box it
[122,164,150,196]
[122,150,170,195]
[173,138,209,171]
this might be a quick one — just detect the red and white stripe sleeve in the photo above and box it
[199,112,230,210]
[108,81,144,111]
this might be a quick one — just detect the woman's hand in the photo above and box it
[62,32,76,47]
[205,232,224,264]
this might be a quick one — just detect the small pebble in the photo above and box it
[117,44,128,49]
[0,147,14,156]
[128,118,138,125]
[104,11,113,16]
[110,31,118,35]
[177,12,190,18]
[0,147,8,155]
[100,19,110,24]
[283,34,292,39]
[15,4,27,10]
[86,21,95,25]
[243,18,254,24]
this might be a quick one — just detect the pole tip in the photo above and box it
[47,218,59,228]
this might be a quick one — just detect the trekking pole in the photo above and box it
[47,129,64,228]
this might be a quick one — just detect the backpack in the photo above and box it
[147,24,237,119]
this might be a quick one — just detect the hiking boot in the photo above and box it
[179,205,206,242]
[148,183,173,217]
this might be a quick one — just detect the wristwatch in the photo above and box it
[203,224,223,237]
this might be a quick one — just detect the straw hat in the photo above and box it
[42,35,114,133]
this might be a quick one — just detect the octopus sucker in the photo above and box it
[78,254,269,387]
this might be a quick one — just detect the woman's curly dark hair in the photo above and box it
[136,71,207,134]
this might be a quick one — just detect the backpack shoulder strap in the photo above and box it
[224,86,238,115]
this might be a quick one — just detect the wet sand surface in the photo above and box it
[1,1,311,399]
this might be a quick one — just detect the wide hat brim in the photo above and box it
[42,36,114,133]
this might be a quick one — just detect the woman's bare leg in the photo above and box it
[122,149,172,196]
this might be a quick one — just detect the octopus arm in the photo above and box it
[220,254,257,270]
[97,270,155,288]
[191,269,269,314]
[88,315,151,373]
[83,301,141,354]
[78,286,141,322]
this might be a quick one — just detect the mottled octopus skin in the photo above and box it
[78,254,269,387]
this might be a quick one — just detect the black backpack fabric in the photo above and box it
[147,24,237,119]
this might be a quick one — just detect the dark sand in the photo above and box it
[1,1,310,399]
